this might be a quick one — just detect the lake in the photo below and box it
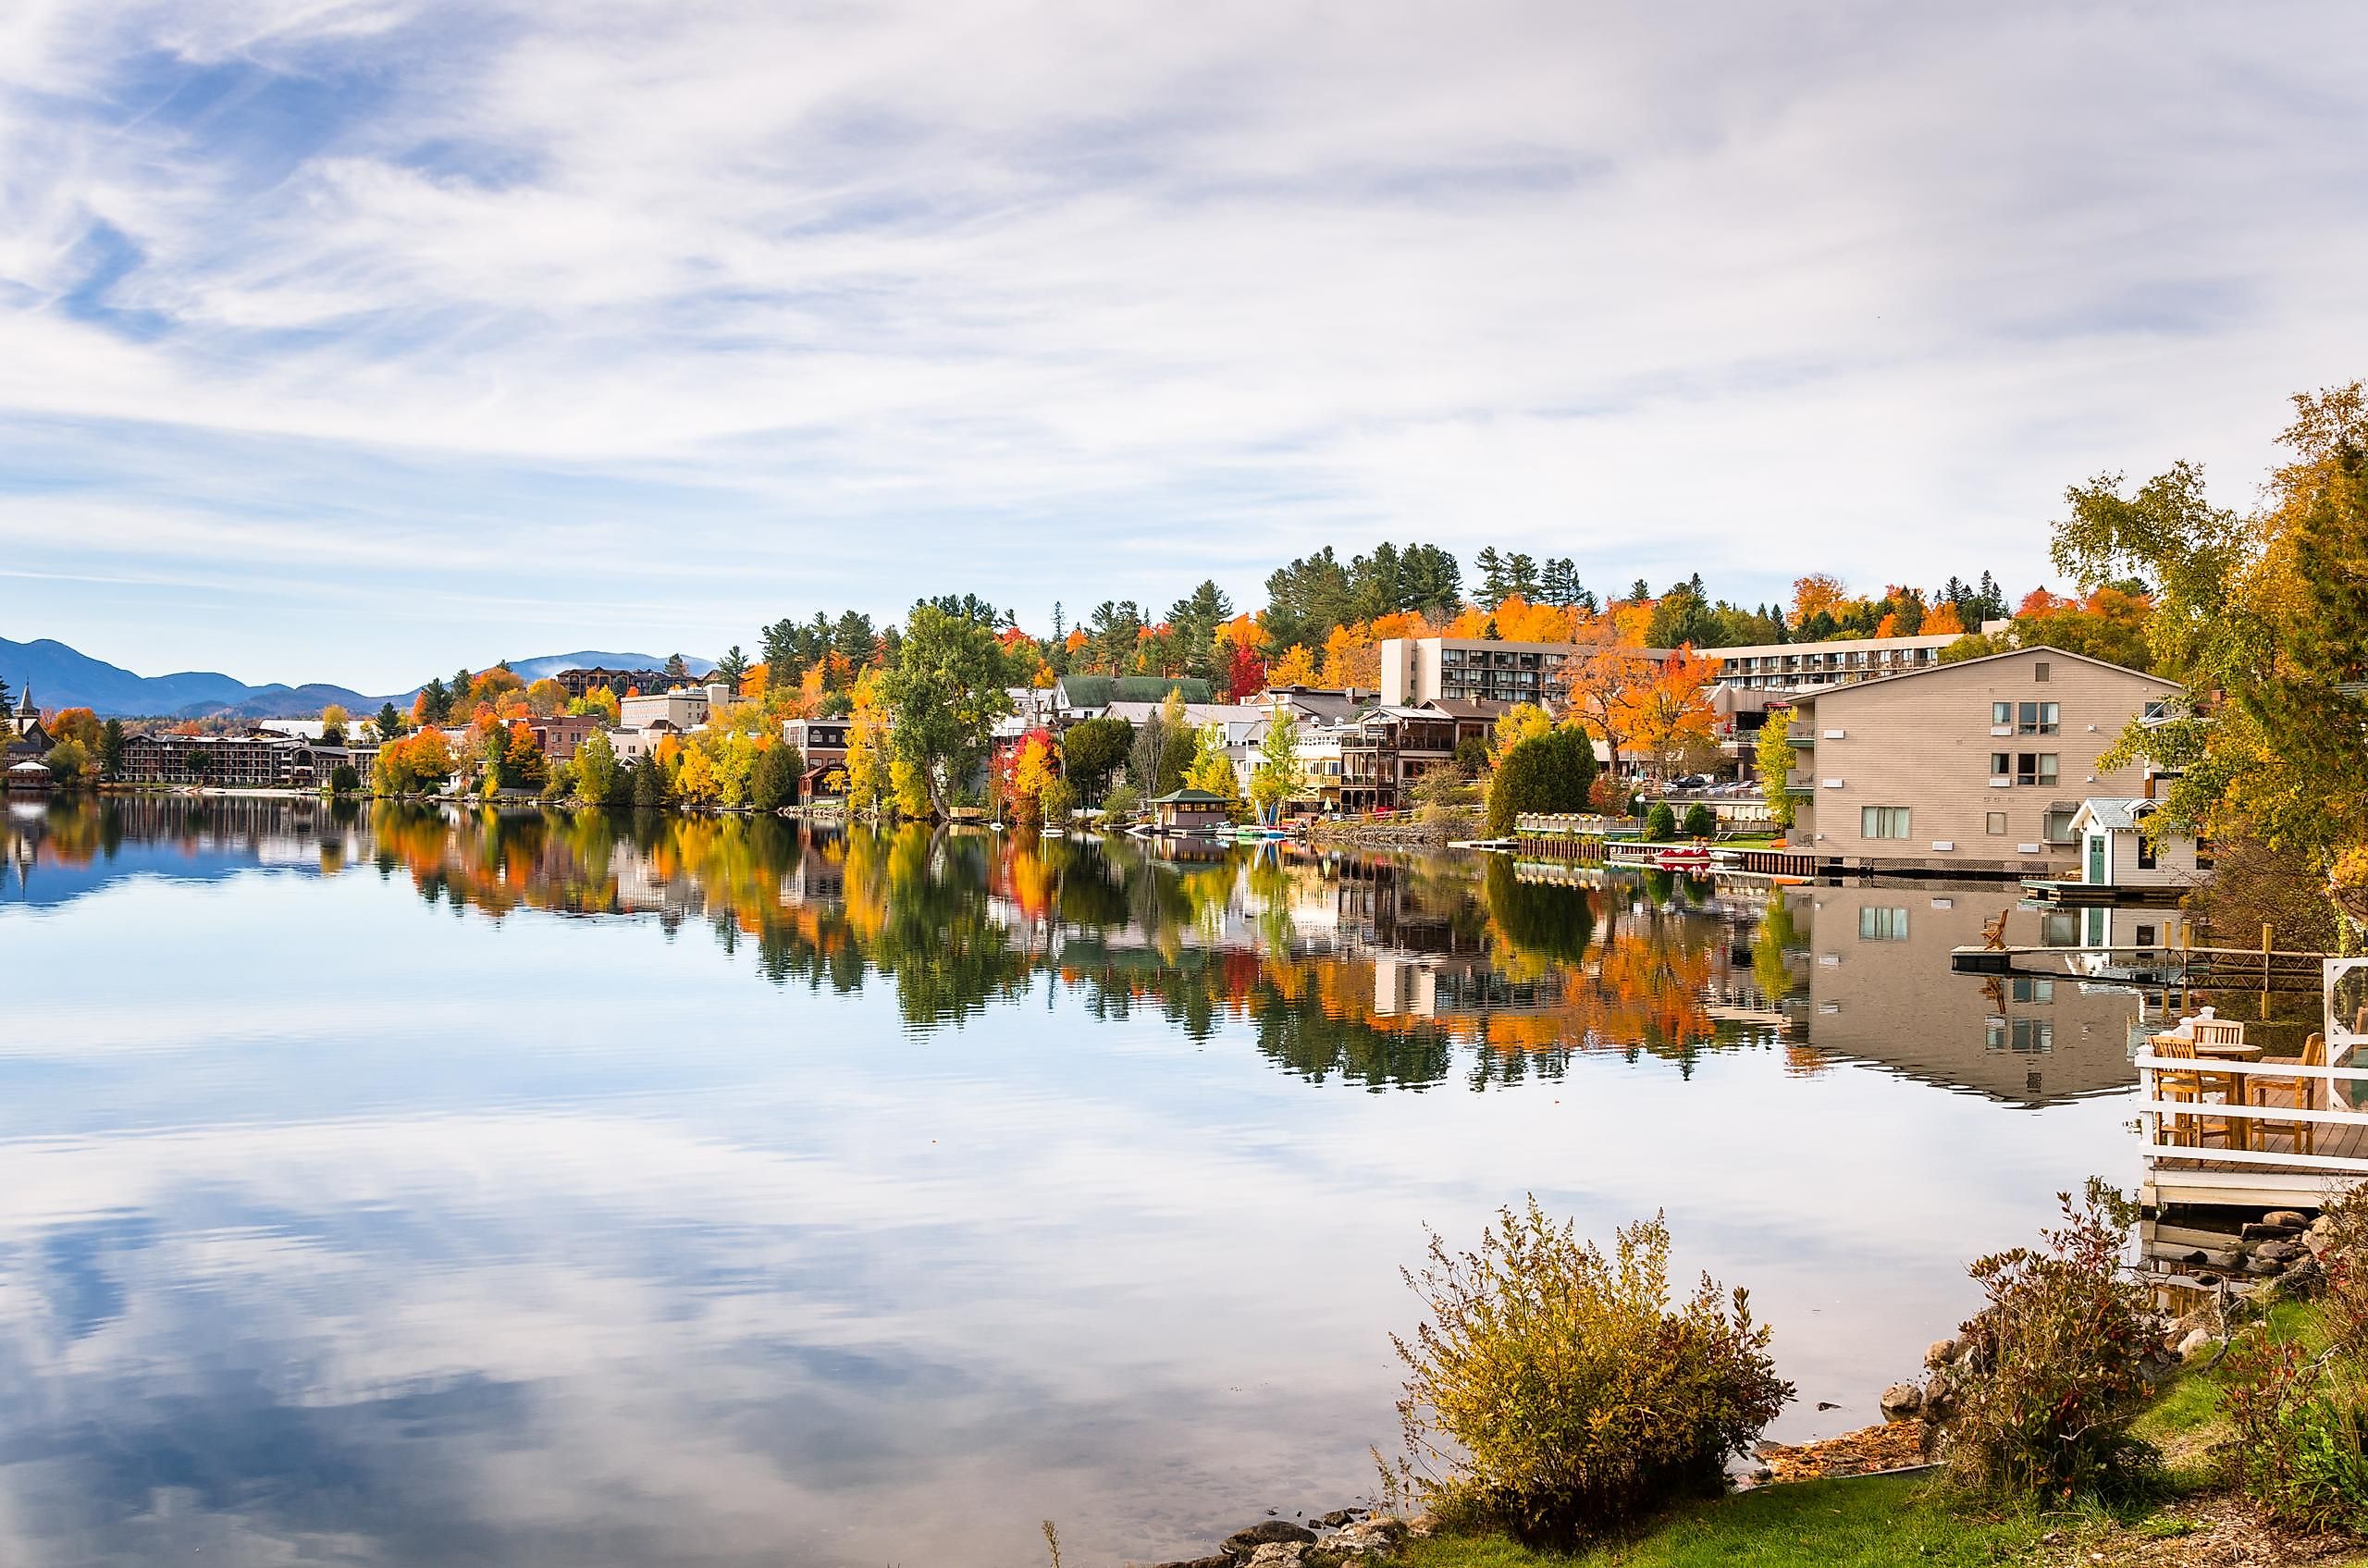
[0,797,2151,1566]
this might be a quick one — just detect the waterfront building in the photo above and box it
[781,717,852,797]
[2068,797,2209,892]
[1782,647,2179,871]
[618,684,734,733]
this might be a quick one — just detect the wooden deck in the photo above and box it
[2140,1035,2368,1208]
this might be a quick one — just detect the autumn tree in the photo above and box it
[878,604,1016,816]
[1128,689,1198,796]
[2052,381,2368,937]
[1249,710,1306,823]
[1617,647,1721,783]
[574,730,622,805]
[1755,711,1797,829]
[1559,618,1658,772]
[318,704,350,745]
[843,668,894,817]
[1060,716,1133,803]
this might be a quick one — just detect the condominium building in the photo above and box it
[1708,633,1972,691]
[1378,638,1610,708]
[1382,628,1998,710]
[618,684,735,733]
[1783,647,2179,870]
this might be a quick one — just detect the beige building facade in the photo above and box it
[1784,648,2180,871]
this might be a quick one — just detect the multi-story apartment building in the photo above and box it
[1383,628,2002,711]
[1782,647,2179,870]
[117,732,379,788]
[1708,633,1970,691]
[555,666,671,700]
[1378,638,1609,708]
[618,684,735,733]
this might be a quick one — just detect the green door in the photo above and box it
[2088,834,2106,884]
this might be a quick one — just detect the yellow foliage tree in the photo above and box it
[1269,644,1322,686]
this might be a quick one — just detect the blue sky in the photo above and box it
[2,1,2363,692]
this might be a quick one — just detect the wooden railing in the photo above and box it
[2135,1049,2368,1179]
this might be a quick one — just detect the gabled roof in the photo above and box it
[1055,675,1214,709]
[1788,644,2172,699]
[2070,796,2157,832]
[1146,788,1234,805]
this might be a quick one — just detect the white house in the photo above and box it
[2070,796,2208,889]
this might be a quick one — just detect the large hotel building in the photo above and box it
[1377,626,2003,708]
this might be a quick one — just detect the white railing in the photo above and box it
[2136,1049,2368,1176]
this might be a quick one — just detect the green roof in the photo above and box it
[1147,788,1234,804]
[1059,675,1215,708]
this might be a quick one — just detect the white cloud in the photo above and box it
[1,1,2364,685]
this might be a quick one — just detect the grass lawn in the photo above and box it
[1402,1475,2056,1568]
[1403,1296,2368,1567]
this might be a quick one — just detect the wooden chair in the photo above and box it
[2194,1018,2248,1051]
[1981,910,2010,951]
[2250,1032,2328,1155]
[2152,1035,2240,1150]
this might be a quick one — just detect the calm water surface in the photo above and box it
[2,798,2152,1567]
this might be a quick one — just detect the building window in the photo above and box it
[1992,701,2012,726]
[2042,806,2079,844]
[2010,977,2055,1004]
[2015,753,2058,786]
[1858,907,1910,940]
[2135,923,2157,948]
[1992,751,2012,778]
[2137,832,2158,870]
[1986,811,2008,835]
[1861,806,1911,839]
[2017,701,2059,735]
[2033,661,2052,682]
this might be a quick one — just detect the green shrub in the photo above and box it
[1932,1179,2161,1500]
[2220,1335,2368,1528]
[1101,782,1141,820]
[1642,802,1678,842]
[1679,803,1715,839]
[1484,729,1597,837]
[1392,1199,1791,1547]
[327,764,361,795]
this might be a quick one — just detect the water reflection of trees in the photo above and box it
[9,801,1783,1084]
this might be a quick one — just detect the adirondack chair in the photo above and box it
[1981,910,2011,952]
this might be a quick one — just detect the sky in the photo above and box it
[2,0,2363,692]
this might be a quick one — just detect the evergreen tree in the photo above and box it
[376,701,405,739]
[1506,552,1542,600]
[716,646,750,685]
[1627,578,1652,601]
[1474,547,1511,608]
[664,653,688,679]
[833,611,878,662]
[420,677,450,724]
[98,718,125,779]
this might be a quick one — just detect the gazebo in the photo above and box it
[6,758,55,792]
[1146,788,1234,834]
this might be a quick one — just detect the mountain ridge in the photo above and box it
[0,638,715,719]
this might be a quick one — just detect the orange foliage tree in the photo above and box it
[1791,574,1850,625]
[1613,647,1721,781]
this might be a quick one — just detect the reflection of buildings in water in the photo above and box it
[1370,954,1567,1022]
[1780,883,2151,1105]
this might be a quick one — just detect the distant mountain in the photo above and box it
[0,636,370,719]
[0,636,718,719]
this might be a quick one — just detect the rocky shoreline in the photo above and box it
[1131,1510,1425,1568]
[1871,1204,2335,1437]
